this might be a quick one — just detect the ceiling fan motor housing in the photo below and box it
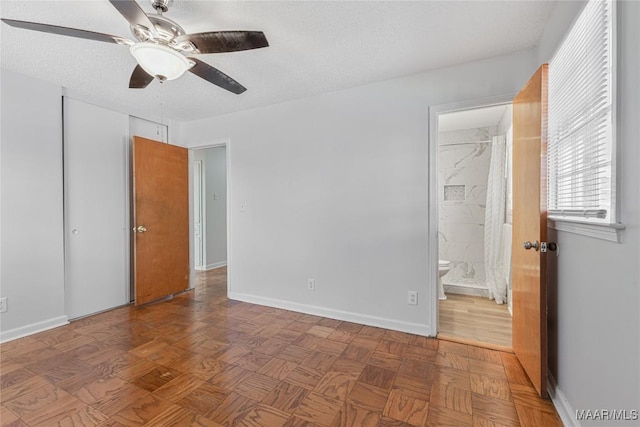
[130,14,195,53]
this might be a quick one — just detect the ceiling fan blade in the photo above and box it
[108,0,156,35]
[188,58,246,94]
[1,18,134,45]
[177,31,268,54]
[129,65,154,89]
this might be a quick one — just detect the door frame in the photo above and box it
[188,139,231,293]
[428,94,515,335]
[193,159,206,270]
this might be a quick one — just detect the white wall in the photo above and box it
[0,70,67,340]
[183,49,537,334]
[204,147,227,269]
[541,1,640,425]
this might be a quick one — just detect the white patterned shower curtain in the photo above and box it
[484,135,508,304]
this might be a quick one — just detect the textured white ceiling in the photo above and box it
[0,1,555,122]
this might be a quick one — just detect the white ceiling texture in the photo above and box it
[0,1,556,122]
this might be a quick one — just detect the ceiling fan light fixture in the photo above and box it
[130,42,191,80]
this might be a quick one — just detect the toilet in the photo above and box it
[438,259,451,300]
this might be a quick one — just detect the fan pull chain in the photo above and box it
[157,80,167,143]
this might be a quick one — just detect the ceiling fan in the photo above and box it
[1,0,269,94]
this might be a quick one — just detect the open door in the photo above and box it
[133,136,189,305]
[512,64,548,397]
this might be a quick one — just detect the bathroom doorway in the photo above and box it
[433,101,513,350]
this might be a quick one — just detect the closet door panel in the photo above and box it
[64,98,130,319]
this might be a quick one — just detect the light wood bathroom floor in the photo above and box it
[438,293,512,349]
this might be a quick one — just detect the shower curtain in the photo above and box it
[484,135,508,304]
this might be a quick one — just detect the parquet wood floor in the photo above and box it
[0,268,560,426]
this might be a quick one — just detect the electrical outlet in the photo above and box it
[307,279,315,291]
[0,297,7,313]
[407,291,418,305]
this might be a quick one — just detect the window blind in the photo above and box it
[547,0,614,221]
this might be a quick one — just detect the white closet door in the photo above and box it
[64,98,129,319]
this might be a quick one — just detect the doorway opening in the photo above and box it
[192,145,228,274]
[433,102,513,350]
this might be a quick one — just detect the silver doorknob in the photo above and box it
[136,225,147,233]
[523,240,539,251]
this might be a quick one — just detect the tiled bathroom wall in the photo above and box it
[438,126,497,288]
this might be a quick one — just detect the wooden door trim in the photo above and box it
[428,94,516,336]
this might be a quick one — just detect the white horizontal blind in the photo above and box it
[547,0,614,221]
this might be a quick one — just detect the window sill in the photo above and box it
[547,218,625,243]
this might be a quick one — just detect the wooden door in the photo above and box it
[512,64,548,397]
[133,136,189,305]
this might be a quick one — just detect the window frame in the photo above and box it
[546,0,624,242]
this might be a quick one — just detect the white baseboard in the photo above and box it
[548,372,578,427]
[444,284,490,298]
[205,261,227,270]
[228,291,432,336]
[1,315,69,343]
